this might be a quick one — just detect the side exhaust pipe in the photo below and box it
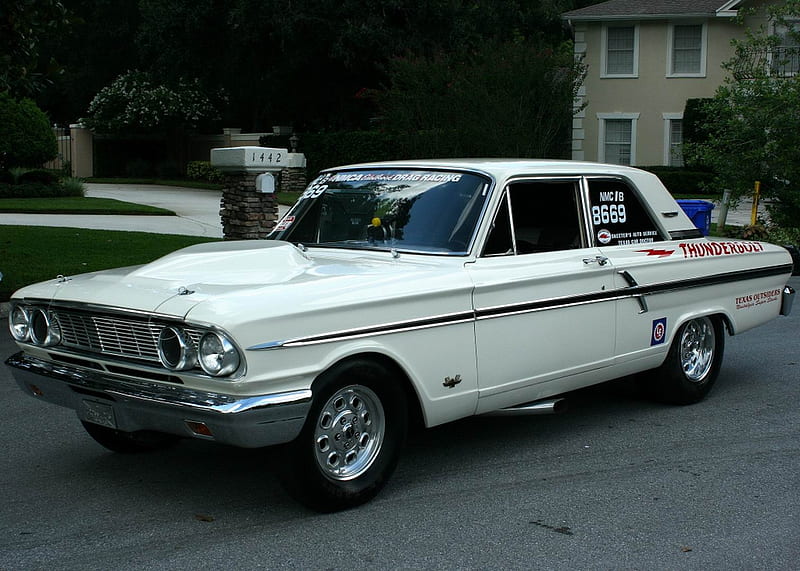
[484,398,568,417]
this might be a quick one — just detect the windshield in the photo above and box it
[268,169,491,255]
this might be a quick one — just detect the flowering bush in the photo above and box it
[84,71,225,134]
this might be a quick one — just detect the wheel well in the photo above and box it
[713,312,734,336]
[675,313,732,337]
[312,352,426,431]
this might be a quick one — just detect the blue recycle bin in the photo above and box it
[676,199,715,236]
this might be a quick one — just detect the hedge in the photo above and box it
[639,166,717,195]
[0,168,83,198]
[301,130,477,177]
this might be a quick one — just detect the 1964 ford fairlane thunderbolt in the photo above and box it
[5,160,795,511]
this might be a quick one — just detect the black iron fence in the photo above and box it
[733,47,800,80]
[44,126,72,173]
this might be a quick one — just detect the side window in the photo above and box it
[483,180,583,256]
[587,179,665,246]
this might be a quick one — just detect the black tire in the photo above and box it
[647,316,725,405]
[81,421,179,453]
[279,359,408,512]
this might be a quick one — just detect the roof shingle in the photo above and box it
[562,0,741,20]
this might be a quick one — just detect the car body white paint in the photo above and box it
[6,160,794,444]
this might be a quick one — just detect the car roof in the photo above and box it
[326,159,699,237]
[328,158,652,180]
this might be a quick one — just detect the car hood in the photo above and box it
[26,240,461,319]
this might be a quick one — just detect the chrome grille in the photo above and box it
[53,310,201,363]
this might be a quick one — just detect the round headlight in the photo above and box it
[29,308,61,347]
[9,304,30,342]
[158,326,197,371]
[198,332,240,377]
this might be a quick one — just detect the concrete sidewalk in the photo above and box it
[0,183,293,238]
[0,184,225,237]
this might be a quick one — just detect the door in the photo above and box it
[468,179,618,413]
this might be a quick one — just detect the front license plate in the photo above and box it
[82,400,116,429]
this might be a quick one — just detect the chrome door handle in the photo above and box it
[582,256,609,266]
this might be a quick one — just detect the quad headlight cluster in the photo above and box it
[157,326,240,377]
[9,304,61,347]
[9,302,241,378]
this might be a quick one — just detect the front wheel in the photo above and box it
[647,316,725,405]
[278,359,407,512]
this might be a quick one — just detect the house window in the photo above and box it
[663,114,684,166]
[603,24,638,77]
[598,114,639,165]
[669,23,706,76]
[669,120,684,166]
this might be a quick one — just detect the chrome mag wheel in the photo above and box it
[313,384,386,481]
[680,317,715,383]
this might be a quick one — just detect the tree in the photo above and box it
[0,92,57,169]
[686,1,800,231]
[83,70,226,175]
[0,0,69,97]
[35,0,141,126]
[30,1,597,132]
[376,39,585,159]
[83,70,224,134]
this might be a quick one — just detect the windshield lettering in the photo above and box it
[270,169,490,255]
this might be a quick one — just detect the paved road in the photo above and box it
[1,278,798,570]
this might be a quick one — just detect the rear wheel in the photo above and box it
[81,422,179,453]
[279,359,407,512]
[647,316,725,405]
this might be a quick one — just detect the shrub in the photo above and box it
[19,169,59,185]
[8,167,31,183]
[0,92,57,169]
[0,176,84,198]
[186,161,224,183]
[0,182,60,198]
[85,71,224,134]
[124,158,155,178]
[60,177,86,197]
[302,131,403,177]
[155,160,182,179]
[639,166,716,195]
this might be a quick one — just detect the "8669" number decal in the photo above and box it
[591,203,627,225]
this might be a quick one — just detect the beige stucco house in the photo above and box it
[562,0,787,167]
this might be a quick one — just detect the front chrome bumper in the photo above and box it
[5,352,311,448]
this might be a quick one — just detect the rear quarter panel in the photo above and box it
[603,238,792,367]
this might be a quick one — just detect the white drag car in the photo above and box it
[6,160,794,511]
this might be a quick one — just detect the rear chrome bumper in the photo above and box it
[5,352,311,448]
[782,286,795,316]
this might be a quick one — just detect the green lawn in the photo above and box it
[0,226,218,301]
[0,197,175,215]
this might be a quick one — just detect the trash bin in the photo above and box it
[676,199,715,236]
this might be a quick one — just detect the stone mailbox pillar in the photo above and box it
[211,146,287,240]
